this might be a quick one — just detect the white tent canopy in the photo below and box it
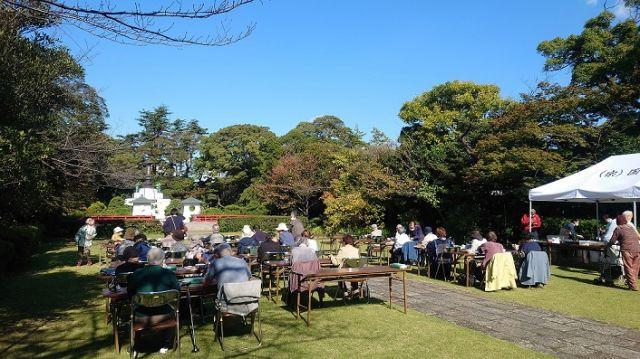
[529,153,640,203]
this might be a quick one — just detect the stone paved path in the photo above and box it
[367,278,640,358]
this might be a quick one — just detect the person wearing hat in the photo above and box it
[467,229,487,254]
[115,246,145,275]
[237,225,258,255]
[75,218,97,266]
[204,243,251,294]
[609,214,640,291]
[111,226,124,242]
[276,223,295,246]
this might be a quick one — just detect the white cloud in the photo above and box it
[586,0,598,5]
[612,3,631,18]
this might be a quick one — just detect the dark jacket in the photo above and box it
[237,236,258,254]
[258,241,282,261]
[408,225,425,242]
[127,265,180,316]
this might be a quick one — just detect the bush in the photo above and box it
[86,201,107,215]
[216,216,306,233]
[202,205,268,215]
[96,219,164,237]
[0,225,43,272]
[541,217,600,239]
[106,196,130,215]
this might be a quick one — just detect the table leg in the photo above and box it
[547,245,552,265]
[402,271,407,314]
[275,268,281,303]
[268,271,273,301]
[307,281,313,327]
[388,276,392,309]
[113,305,119,353]
[465,257,471,287]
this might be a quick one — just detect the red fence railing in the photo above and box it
[192,214,252,221]
[92,215,155,222]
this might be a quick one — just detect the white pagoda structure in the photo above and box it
[125,165,171,220]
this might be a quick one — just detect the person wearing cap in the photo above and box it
[258,234,281,261]
[609,214,640,291]
[204,243,251,293]
[75,218,97,266]
[290,210,305,240]
[370,224,383,238]
[111,227,124,242]
[276,223,295,247]
[237,225,258,254]
[116,246,145,275]
[203,220,224,245]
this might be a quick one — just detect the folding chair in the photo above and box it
[434,244,452,281]
[214,280,262,352]
[129,289,180,359]
[108,272,133,354]
[336,258,370,302]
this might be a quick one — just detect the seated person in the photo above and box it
[408,221,425,242]
[133,233,151,262]
[291,242,318,263]
[237,225,258,254]
[276,223,295,247]
[169,231,188,254]
[204,243,251,292]
[160,232,176,249]
[370,224,383,238]
[295,230,319,252]
[389,224,411,263]
[186,235,204,249]
[561,218,584,240]
[116,227,137,259]
[258,234,282,261]
[330,235,360,268]
[480,231,505,268]
[115,246,145,276]
[127,247,180,352]
[421,226,437,245]
[426,227,454,261]
[111,226,124,242]
[203,221,225,245]
[467,230,487,253]
[251,225,268,244]
[520,233,542,256]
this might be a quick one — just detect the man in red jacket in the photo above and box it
[521,209,542,240]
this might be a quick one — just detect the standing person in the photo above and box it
[203,220,224,245]
[609,215,640,291]
[521,209,542,240]
[623,210,636,229]
[75,218,97,266]
[290,210,305,240]
[162,208,185,235]
[562,219,583,240]
[276,223,295,247]
[601,214,617,243]
[408,221,425,242]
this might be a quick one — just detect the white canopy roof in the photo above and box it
[529,153,640,203]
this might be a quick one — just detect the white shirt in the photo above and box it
[393,232,411,250]
[469,238,487,253]
[371,229,383,237]
[421,233,437,245]
[602,219,617,243]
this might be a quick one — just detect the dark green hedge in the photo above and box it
[216,216,304,233]
[0,224,43,272]
[540,217,599,240]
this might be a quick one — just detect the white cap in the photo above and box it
[113,226,124,234]
[276,223,289,231]
[241,224,254,237]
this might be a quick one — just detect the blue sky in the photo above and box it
[56,0,619,140]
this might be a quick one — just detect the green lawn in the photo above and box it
[0,241,545,358]
[408,264,640,330]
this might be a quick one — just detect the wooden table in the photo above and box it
[264,258,332,302]
[291,265,407,326]
[538,241,605,265]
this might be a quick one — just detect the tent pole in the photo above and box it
[529,201,532,232]
[596,201,599,240]
[634,201,637,227]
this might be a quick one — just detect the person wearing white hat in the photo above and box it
[237,225,258,254]
[370,224,382,238]
[111,226,124,242]
[276,223,295,246]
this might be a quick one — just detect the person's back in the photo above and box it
[291,246,317,263]
[258,240,281,260]
[128,265,180,315]
[521,240,542,256]
[252,230,268,244]
[237,236,258,254]
[482,241,505,267]
[206,254,251,291]
[115,260,144,276]
[290,217,304,239]
[279,231,295,246]
[170,241,188,254]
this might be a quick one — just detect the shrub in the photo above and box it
[96,219,164,237]
[0,224,43,272]
[541,217,600,240]
[106,196,130,215]
[216,215,307,233]
[86,201,107,215]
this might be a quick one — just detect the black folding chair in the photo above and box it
[129,290,180,359]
